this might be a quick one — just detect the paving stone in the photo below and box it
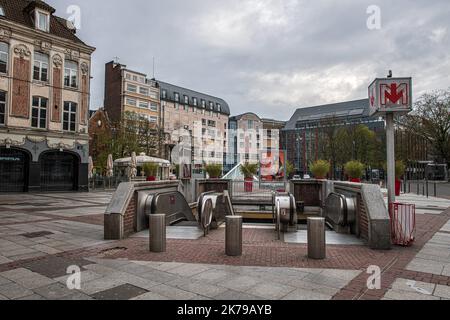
[54,270,104,284]
[0,255,12,264]
[406,258,445,275]
[30,244,62,255]
[217,275,260,292]
[131,292,170,300]
[319,269,362,281]
[0,276,11,286]
[59,291,94,300]
[169,278,229,298]
[91,284,148,300]
[433,285,450,299]
[166,263,211,277]
[245,282,296,299]
[192,269,234,283]
[213,289,263,300]
[17,294,46,300]
[79,277,126,295]
[107,272,159,290]
[12,274,56,290]
[384,289,440,300]
[150,284,197,300]
[302,273,350,289]
[282,288,331,300]
[83,263,118,276]
[8,252,46,261]
[0,283,33,299]
[138,269,179,284]
[391,278,436,295]
[22,256,91,278]
[0,268,35,280]
[33,283,74,299]
[149,262,186,272]
[285,279,340,296]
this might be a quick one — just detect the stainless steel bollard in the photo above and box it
[307,217,326,259]
[149,214,166,253]
[225,216,243,256]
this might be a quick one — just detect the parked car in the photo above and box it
[292,175,301,180]
[303,174,311,179]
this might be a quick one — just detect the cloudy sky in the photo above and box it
[50,0,450,120]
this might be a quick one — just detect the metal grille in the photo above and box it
[0,148,28,192]
[40,152,77,191]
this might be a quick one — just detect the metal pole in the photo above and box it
[386,113,396,206]
[149,214,166,253]
[434,182,437,197]
[307,217,326,259]
[426,177,429,198]
[225,215,242,256]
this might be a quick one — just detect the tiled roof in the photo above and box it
[0,0,88,45]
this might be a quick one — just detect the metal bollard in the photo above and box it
[307,217,326,259]
[225,216,242,256]
[149,214,166,253]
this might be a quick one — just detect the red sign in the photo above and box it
[368,77,412,116]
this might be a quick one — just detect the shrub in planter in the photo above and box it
[205,163,223,179]
[344,161,365,183]
[142,163,159,181]
[310,160,331,179]
[240,162,258,192]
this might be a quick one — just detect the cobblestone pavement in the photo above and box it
[0,192,449,300]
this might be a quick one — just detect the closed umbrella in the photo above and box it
[106,154,114,178]
[88,156,94,179]
[131,152,137,178]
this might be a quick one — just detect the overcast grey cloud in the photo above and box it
[50,0,450,120]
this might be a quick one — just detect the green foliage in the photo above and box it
[240,162,259,179]
[285,161,295,177]
[310,160,330,178]
[205,163,223,179]
[395,160,406,179]
[142,163,159,177]
[344,161,365,179]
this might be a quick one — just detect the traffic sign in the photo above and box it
[368,77,412,116]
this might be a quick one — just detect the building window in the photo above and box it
[174,93,180,102]
[248,120,254,129]
[125,73,131,80]
[202,119,206,126]
[31,96,47,129]
[217,104,221,112]
[162,89,167,99]
[201,100,206,108]
[0,6,4,17]
[193,97,198,106]
[209,102,214,110]
[132,75,138,82]
[149,116,157,123]
[36,11,49,32]
[208,120,216,127]
[126,98,137,106]
[139,87,149,95]
[127,84,137,93]
[150,102,158,111]
[64,60,78,88]
[33,52,49,82]
[63,102,77,132]
[0,42,8,74]
[184,95,189,104]
[138,101,148,109]
[0,91,5,125]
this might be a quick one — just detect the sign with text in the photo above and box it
[368,77,412,116]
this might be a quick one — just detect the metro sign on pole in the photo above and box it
[368,78,412,116]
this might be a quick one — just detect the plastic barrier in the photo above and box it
[389,203,416,246]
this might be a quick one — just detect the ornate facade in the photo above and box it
[0,0,95,192]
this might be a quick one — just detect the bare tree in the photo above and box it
[404,89,450,166]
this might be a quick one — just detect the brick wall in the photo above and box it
[11,57,30,118]
[52,67,62,122]
[123,193,137,237]
[104,61,123,124]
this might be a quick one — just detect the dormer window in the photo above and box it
[36,10,50,32]
[0,6,5,17]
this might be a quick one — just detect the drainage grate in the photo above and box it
[21,231,54,238]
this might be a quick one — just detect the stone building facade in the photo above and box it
[0,0,95,192]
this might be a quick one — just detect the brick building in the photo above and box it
[0,0,95,192]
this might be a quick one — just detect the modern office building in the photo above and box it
[0,0,95,192]
[159,81,230,168]
[281,99,385,176]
